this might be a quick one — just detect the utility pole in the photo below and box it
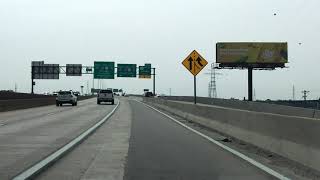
[302,90,310,101]
[292,85,295,100]
[15,83,17,92]
[253,88,256,101]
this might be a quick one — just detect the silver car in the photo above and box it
[97,89,114,105]
[56,91,78,106]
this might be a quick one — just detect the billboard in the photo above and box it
[216,42,288,66]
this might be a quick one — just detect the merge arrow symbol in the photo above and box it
[188,57,193,70]
[196,57,203,67]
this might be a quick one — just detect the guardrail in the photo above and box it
[143,97,320,172]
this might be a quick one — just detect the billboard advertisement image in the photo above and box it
[216,42,288,65]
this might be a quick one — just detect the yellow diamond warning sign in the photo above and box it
[182,50,208,76]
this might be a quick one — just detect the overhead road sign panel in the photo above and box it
[182,50,208,76]
[139,63,151,79]
[32,61,59,79]
[94,61,115,79]
[66,64,82,76]
[216,42,288,68]
[117,64,137,77]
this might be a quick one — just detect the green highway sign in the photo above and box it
[94,61,115,79]
[117,64,137,77]
[139,63,151,79]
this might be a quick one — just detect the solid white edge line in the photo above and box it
[136,100,291,180]
[13,100,120,180]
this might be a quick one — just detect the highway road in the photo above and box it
[0,98,117,179]
[0,97,285,179]
[123,100,275,180]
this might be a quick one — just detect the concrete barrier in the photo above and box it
[0,96,95,112]
[161,96,320,119]
[143,97,320,172]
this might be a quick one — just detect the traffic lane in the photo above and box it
[124,100,275,180]
[35,97,131,180]
[0,98,94,127]
[0,98,99,136]
[0,98,117,179]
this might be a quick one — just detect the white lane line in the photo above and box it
[135,100,291,180]
[13,101,120,180]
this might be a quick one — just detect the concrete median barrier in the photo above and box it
[0,96,95,112]
[143,97,320,172]
[162,96,320,119]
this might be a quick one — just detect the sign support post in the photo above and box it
[182,50,208,105]
[248,67,253,101]
[153,68,156,96]
[194,75,197,104]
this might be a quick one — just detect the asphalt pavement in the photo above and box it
[0,97,282,180]
[0,98,116,179]
[123,100,276,180]
[35,97,132,180]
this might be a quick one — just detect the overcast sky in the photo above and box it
[0,0,319,100]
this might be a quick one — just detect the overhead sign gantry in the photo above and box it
[31,61,156,95]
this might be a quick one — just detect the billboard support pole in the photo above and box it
[248,67,253,101]
[31,66,34,94]
[194,75,197,104]
[153,68,156,96]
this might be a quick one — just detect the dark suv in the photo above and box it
[97,89,114,105]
